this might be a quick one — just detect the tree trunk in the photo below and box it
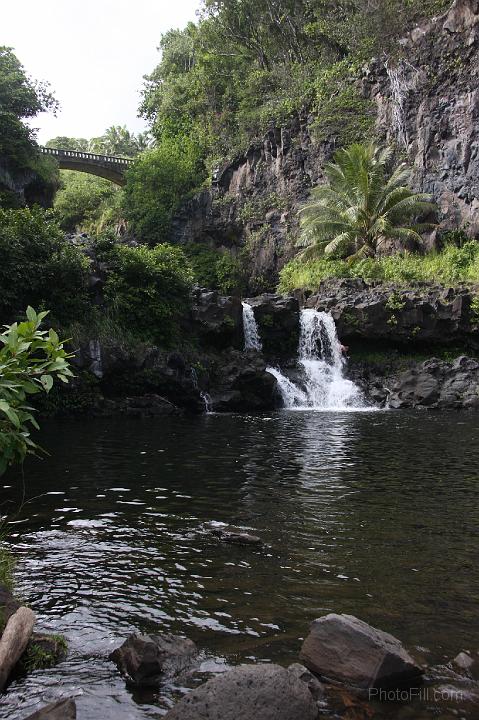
[0,606,35,691]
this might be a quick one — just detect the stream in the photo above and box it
[1,410,478,718]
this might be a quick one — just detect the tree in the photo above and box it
[0,307,73,475]
[0,47,58,172]
[122,137,203,243]
[46,136,89,152]
[297,143,436,260]
[53,171,120,233]
[88,125,146,157]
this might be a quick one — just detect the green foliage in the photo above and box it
[0,207,90,323]
[53,171,120,233]
[238,193,286,224]
[313,65,375,145]
[122,137,204,244]
[102,243,194,345]
[470,296,479,327]
[0,546,15,591]
[298,143,436,260]
[215,253,245,294]
[46,126,150,158]
[0,47,58,204]
[22,634,67,672]
[139,0,449,171]
[0,307,73,475]
[278,241,479,292]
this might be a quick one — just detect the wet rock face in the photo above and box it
[306,280,479,348]
[163,664,319,720]
[110,633,198,688]
[367,0,479,238]
[192,290,244,350]
[209,349,279,412]
[299,614,423,691]
[245,294,300,359]
[388,356,479,409]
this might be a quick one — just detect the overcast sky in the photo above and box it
[3,0,200,144]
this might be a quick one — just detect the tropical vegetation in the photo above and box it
[0,307,73,475]
[278,240,479,292]
[297,143,436,261]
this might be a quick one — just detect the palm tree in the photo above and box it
[297,143,436,260]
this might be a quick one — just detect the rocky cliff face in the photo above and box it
[366,0,479,240]
[170,0,479,288]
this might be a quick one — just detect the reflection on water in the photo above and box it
[1,411,479,718]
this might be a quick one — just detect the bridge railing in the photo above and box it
[40,147,133,165]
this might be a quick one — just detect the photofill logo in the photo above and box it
[368,687,465,702]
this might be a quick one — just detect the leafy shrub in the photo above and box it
[103,243,193,345]
[0,307,73,474]
[122,137,205,244]
[278,241,479,292]
[0,207,90,324]
[183,243,246,294]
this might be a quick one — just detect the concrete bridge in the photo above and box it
[40,147,133,185]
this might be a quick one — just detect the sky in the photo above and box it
[3,0,200,144]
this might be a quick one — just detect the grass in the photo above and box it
[0,544,15,592]
[278,242,479,293]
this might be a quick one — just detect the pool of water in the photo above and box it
[1,410,478,718]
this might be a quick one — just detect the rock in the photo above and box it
[287,663,324,701]
[212,529,263,546]
[110,633,198,687]
[245,295,300,358]
[22,698,76,720]
[452,651,475,671]
[163,663,318,720]
[192,291,243,350]
[209,350,279,412]
[299,613,423,690]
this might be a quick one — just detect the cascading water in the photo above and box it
[267,309,369,411]
[242,302,262,351]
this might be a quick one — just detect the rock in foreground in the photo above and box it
[110,633,198,687]
[163,664,318,720]
[299,614,423,690]
[23,698,76,720]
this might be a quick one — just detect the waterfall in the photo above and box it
[242,302,262,351]
[267,309,368,411]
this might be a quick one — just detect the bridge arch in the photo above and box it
[40,147,133,186]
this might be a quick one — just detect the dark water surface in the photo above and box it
[1,411,478,719]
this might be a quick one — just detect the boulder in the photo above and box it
[192,291,243,350]
[287,663,324,701]
[163,663,318,720]
[110,633,198,687]
[452,651,475,672]
[245,294,300,359]
[23,698,76,720]
[299,614,423,690]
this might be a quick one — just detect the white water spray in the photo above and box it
[267,309,368,411]
[242,302,262,351]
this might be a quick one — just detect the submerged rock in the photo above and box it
[163,663,318,720]
[299,613,423,690]
[110,633,198,687]
[23,698,76,720]
[212,528,263,546]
